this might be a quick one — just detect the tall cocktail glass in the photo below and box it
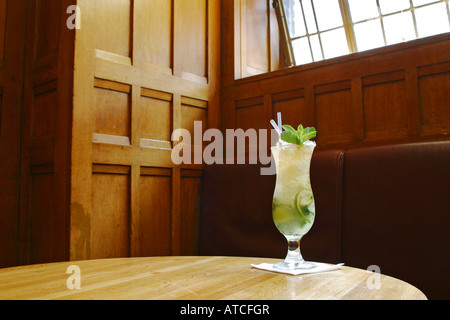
[271,140,316,271]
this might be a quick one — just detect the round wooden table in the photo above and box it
[0,256,426,300]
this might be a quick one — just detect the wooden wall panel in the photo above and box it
[315,83,355,145]
[234,0,281,78]
[236,103,265,131]
[32,82,58,139]
[135,0,172,72]
[71,0,221,261]
[244,0,269,75]
[91,170,130,259]
[140,90,173,144]
[363,72,409,140]
[29,168,66,264]
[419,62,450,136]
[35,0,61,62]
[180,169,203,256]
[139,170,172,257]
[95,0,131,58]
[29,172,54,264]
[94,82,131,138]
[176,0,208,81]
[272,90,308,128]
[181,99,208,141]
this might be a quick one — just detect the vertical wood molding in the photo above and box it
[131,84,141,146]
[55,0,77,263]
[172,0,182,78]
[233,0,242,80]
[263,93,272,122]
[173,94,182,143]
[71,0,96,261]
[171,167,181,256]
[405,67,421,137]
[305,86,315,127]
[130,164,141,257]
[351,78,364,141]
[239,0,247,79]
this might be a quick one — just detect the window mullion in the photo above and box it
[308,0,326,59]
[297,0,316,61]
[376,0,388,46]
[409,0,419,38]
[339,0,357,52]
[446,0,450,28]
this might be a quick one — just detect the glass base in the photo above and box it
[274,236,315,272]
[273,260,316,272]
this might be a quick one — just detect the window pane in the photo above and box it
[292,37,313,65]
[412,0,440,7]
[354,19,385,51]
[310,34,323,61]
[320,28,349,59]
[378,0,410,15]
[415,2,450,37]
[348,0,379,23]
[283,0,307,38]
[302,0,318,33]
[383,11,416,45]
[313,0,343,31]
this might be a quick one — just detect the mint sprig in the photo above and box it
[281,124,317,146]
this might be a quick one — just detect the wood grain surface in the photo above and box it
[0,256,427,300]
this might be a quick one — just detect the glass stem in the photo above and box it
[285,237,304,264]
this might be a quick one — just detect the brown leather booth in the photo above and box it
[341,141,450,300]
[199,140,450,300]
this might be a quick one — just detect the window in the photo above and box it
[275,0,450,66]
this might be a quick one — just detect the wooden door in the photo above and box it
[71,0,220,260]
[18,0,75,265]
[0,0,27,268]
[0,0,75,266]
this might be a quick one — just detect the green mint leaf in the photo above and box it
[282,125,297,134]
[300,132,316,143]
[280,123,317,145]
[300,127,317,143]
[281,131,301,145]
[303,127,316,135]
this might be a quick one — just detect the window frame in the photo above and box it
[274,0,450,66]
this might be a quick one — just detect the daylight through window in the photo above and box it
[275,0,450,66]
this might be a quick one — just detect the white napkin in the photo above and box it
[251,262,344,276]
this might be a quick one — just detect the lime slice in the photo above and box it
[296,188,313,207]
[294,189,314,222]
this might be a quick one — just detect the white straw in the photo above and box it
[270,120,282,136]
[277,112,283,132]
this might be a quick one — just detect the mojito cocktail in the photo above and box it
[271,124,316,271]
